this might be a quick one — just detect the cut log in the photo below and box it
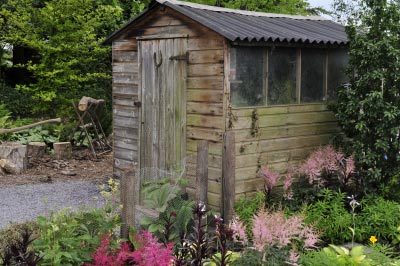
[0,118,61,135]
[78,96,105,112]
[53,142,72,160]
[0,143,27,174]
[27,142,46,158]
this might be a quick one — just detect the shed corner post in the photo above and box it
[120,165,137,239]
[222,131,235,223]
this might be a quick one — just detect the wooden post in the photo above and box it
[196,140,208,205]
[222,131,235,223]
[120,167,136,239]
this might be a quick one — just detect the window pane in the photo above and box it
[268,47,297,105]
[328,49,349,99]
[230,47,265,107]
[301,49,325,103]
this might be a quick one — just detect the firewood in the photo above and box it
[78,96,105,112]
[27,142,46,158]
[53,142,72,160]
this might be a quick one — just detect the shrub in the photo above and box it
[303,189,352,244]
[332,0,400,198]
[355,196,400,244]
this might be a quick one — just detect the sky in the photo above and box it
[307,0,334,11]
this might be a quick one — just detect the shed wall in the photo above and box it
[228,104,339,198]
[112,40,139,176]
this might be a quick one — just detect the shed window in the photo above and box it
[301,48,326,103]
[230,47,265,107]
[230,46,348,107]
[268,47,297,105]
[328,49,349,99]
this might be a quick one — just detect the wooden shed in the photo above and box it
[104,0,348,217]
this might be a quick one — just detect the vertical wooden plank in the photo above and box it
[222,131,235,222]
[196,140,209,205]
[120,167,137,238]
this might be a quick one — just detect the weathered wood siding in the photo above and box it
[114,6,226,210]
[228,104,339,198]
[112,40,139,176]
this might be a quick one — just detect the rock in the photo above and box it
[60,170,77,176]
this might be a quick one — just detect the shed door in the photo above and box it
[139,38,187,172]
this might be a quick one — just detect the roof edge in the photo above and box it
[158,0,329,20]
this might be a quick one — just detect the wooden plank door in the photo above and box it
[139,37,187,173]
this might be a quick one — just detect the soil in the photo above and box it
[0,149,113,187]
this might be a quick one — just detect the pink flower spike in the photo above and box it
[262,166,280,191]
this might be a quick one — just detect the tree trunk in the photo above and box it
[27,142,46,158]
[53,142,72,160]
[0,143,27,174]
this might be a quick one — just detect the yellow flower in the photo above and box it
[369,235,377,244]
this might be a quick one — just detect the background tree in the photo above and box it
[188,0,324,15]
[0,0,125,118]
[332,0,400,198]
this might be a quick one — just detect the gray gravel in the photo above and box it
[0,181,103,229]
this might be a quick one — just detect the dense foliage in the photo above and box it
[332,0,400,198]
[0,0,125,118]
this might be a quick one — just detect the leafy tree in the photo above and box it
[0,0,125,117]
[332,0,400,198]
[186,0,325,15]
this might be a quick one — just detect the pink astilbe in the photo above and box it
[131,230,175,266]
[262,166,280,195]
[283,172,294,200]
[288,249,300,266]
[230,217,248,244]
[298,145,355,188]
[252,209,274,251]
[87,231,174,266]
[300,225,320,250]
[233,209,320,253]
[86,234,116,266]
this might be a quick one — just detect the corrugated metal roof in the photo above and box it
[104,0,348,45]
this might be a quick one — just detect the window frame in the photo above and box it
[229,44,347,108]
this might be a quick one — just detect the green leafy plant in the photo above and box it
[355,196,400,244]
[33,178,121,265]
[303,189,353,244]
[141,177,186,213]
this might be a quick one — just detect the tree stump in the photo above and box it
[53,142,72,160]
[27,142,46,158]
[0,143,27,174]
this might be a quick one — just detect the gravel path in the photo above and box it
[0,181,103,229]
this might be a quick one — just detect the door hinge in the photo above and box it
[134,101,142,107]
[169,52,188,61]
